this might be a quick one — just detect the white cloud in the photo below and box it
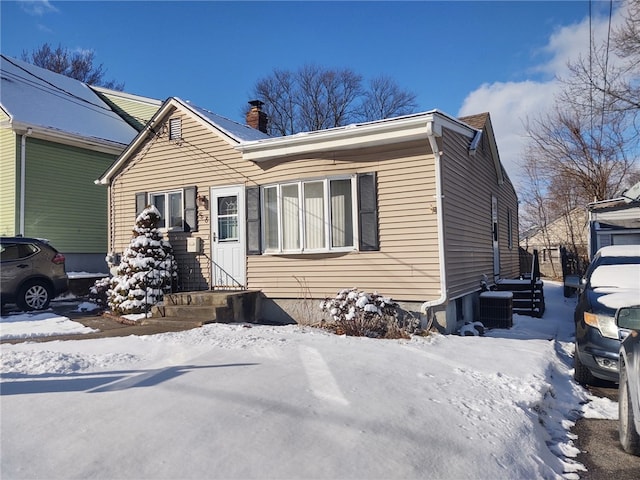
[459,4,628,189]
[19,0,58,16]
[460,80,560,186]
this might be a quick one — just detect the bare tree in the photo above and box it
[359,75,418,121]
[562,0,640,133]
[521,0,640,219]
[21,43,124,90]
[525,103,636,202]
[296,65,363,131]
[249,65,417,136]
[520,153,561,277]
[254,69,298,136]
[520,149,592,278]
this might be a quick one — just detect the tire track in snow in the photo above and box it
[299,345,349,406]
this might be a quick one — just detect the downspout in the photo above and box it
[19,128,32,235]
[421,120,448,317]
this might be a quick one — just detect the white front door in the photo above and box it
[492,195,500,278]
[211,185,246,289]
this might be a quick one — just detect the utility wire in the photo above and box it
[589,0,594,143]
[599,0,614,149]
[2,70,123,121]
[1,55,152,125]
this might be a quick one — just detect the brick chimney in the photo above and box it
[246,100,268,134]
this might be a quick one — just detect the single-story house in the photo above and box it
[0,54,161,272]
[97,98,519,332]
[587,181,640,258]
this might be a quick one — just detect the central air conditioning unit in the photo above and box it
[479,291,513,329]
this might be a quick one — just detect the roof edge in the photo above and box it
[9,120,128,154]
[237,110,476,162]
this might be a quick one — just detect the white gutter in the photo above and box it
[19,128,32,235]
[11,121,127,155]
[421,120,448,315]
[237,110,475,163]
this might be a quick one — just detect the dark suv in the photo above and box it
[0,237,69,311]
[574,245,640,384]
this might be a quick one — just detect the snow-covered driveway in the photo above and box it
[0,283,616,479]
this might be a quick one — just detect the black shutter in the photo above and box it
[358,172,379,251]
[246,186,261,255]
[135,192,147,217]
[184,186,197,232]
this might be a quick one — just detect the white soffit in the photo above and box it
[237,111,475,162]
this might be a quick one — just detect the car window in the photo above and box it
[598,256,640,266]
[0,243,38,262]
[0,243,20,261]
[19,243,38,257]
[590,264,640,289]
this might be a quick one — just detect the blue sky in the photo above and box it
[0,1,623,181]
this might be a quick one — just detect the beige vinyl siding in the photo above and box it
[0,125,17,235]
[24,138,113,253]
[109,109,258,291]
[248,141,440,301]
[498,174,520,277]
[109,107,442,302]
[440,127,519,300]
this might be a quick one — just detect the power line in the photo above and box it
[599,0,614,149]
[1,55,152,125]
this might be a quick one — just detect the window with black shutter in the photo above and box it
[135,186,197,232]
[358,172,379,251]
[249,172,379,254]
[246,187,261,255]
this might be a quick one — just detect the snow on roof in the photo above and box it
[0,54,138,146]
[184,100,270,142]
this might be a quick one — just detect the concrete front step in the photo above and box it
[162,291,234,307]
[151,290,260,324]
[139,317,212,328]
[151,304,229,320]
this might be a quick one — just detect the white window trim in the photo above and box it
[149,189,184,231]
[261,176,359,255]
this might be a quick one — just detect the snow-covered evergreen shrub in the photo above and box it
[88,277,111,307]
[107,206,178,315]
[320,288,408,338]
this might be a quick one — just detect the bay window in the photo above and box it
[262,177,357,253]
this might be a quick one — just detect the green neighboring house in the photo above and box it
[0,54,160,272]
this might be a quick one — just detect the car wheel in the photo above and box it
[574,348,596,385]
[17,280,52,311]
[619,365,640,455]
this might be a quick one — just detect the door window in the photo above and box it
[217,195,238,242]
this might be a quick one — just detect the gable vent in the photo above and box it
[169,117,182,141]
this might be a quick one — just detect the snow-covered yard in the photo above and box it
[0,282,616,479]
